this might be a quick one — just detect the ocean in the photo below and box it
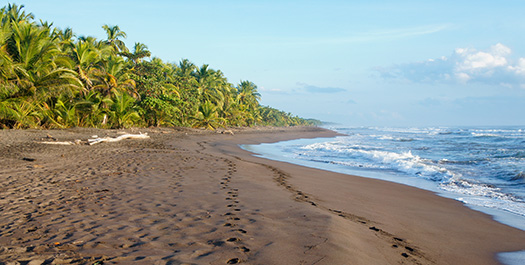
[242,125,525,263]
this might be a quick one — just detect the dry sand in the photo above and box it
[0,126,524,265]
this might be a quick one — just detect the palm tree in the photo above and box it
[236,80,261,109]
[1,98,41,128]
[0,14,16,84]
[75,90,104,127]
[122,42,151,64]
[54,27,75,52]
[192,100,224,130]
[102,24,128,53]
[44,98,79,128]
[92,55,137,98]
[7,21,82,99]
[103,91,141,128]
[68,39,100,90]
[176,58,196,79]
[2,4,34,25]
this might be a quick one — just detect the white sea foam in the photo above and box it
[287,126,525,229]
[472,132,511,138]
[456,196,525,217]
[303,141,453,181]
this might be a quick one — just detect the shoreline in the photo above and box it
[242,133,525,233]
[1,126,524,264]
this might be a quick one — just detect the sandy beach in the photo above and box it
[1,126,524,265]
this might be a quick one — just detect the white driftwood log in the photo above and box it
[40,141,75,145]
[87,133,149,145]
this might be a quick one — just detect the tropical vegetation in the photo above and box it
[0,4,318,129]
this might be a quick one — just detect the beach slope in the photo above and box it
[0,127,524,264]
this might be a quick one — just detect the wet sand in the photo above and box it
[0,126,524,264]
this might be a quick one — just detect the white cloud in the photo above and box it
[455,44,508,72]
[296,82,346,93]
[455,72,471,83]
[376,43,525,86]
[509,58,525,75]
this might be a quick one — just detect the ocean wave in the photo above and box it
[303,126,525,222]
[471,133,502,138]
[494,152,525,159]
[511,172,525,182]
[441,178,506,198]
[438,159,478,166]
[302,142,455,182]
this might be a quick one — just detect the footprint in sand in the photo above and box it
[226,237,240,242]
[227,258,240,264]
[237,246,250,252]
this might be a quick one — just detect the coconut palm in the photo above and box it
[2,4,34,25]
[44,98,79,128]
[92,55,137,98]
[103,91,141,128]
[122,42,151,64]
[1,98,41,128]
[192,100,225,130]
[68,39,100,90]
[74,90,104,127]
[176,58,196,79]
[7,21,82,99]
[102,24,128,53]
[236,80,261,109]
[0,18,16,83]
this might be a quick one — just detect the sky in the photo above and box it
[9,0,525,126]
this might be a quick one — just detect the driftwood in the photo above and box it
[40,141,76,145]
[87,133,149,145]
[39,133,149,146]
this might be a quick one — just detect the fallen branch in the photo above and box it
[40,141,75,145]
[87,133,149,145]
[39,133,150,146]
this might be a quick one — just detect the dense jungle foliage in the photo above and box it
[0,4,318,129]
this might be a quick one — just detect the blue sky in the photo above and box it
[12,0,525,126]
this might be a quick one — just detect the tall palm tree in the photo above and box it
[236,80,261,109]
[102,24,128,53]
[0,13,16,84]
[122,42,151,64]
[2,4,34,25]
[92,55,137,98]
[193,65,232,107]
[176,58,196,79]
[54,27,75,52]
[68,39,100,90]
